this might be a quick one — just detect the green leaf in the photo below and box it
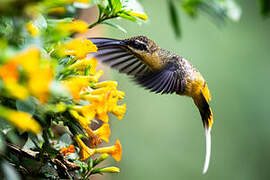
[0,132,5,153]
[59,133,72,146]
[1,160,20,180]
[218,0,241,21]
[22,136,36,150]
[198,1,226,26]
[169,0,181,37]
[16,97,36,115]
[118,11,137,22]
[88,158,93,170]
[33,14,47,30]
[109,0,122,12]
[101,21,127,33]
[258,0,270,17]
[182,0,200,17]
[40,162,58,179]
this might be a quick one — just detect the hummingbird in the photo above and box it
[88,36,213,174]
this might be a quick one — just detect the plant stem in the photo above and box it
[88,15,118,29]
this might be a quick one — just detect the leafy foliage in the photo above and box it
[0,0,147,179]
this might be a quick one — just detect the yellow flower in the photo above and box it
[112,104,126,120]
[62,76,92,101]
[47,7,66,15]
[94,123,111,143]
[71,109,102,147]
[95,139,122,161]
[94,81,118,88]
[66,0,91,3]
[12,47,40,74]
[5,83,29,100]
[70,110,91,127]
[26,22,40,37]
[100,166,120,173]
[75,135,96,160]
[72,105,96,122]
[0,107,41,134]
[0,60,29,100]
[68,57,97,75]
[129,11,148,21]
[28,65,53,103]
[62,38,97,59]
[57,20,89,34]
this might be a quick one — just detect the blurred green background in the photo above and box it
[105,0,270,179]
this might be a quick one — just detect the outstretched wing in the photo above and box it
[134,61,186,94]
[89,38,185,94]
[89,37,150,76]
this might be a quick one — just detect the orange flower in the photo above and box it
[94,123,111,143]
[60,145,76,156]
[0,59,29,100]
[0,60,19,84]
[95,139,122,161]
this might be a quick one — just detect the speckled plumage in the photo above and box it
[89,36,213,173]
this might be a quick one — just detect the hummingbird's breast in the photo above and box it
[179,58,206,98]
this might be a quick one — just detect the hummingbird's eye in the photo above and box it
[131,41,148,51]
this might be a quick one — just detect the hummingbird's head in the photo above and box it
[123,36,159,58]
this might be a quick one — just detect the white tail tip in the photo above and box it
[202,127,211,174]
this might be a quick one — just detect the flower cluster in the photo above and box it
[0,0,147,179]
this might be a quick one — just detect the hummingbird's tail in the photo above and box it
[203,126,211,174]
[193,83,213,174]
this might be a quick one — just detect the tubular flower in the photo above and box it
[72,105,96,122]
[94,123,111,143]
[28,65,53,103]
[47,7,66,15]
[70,109,102,146]
[26,22,40,37]
[0,60,19,84]
[0,60,29,99]
[100,166,120,173]
[62,75,99,101]
[57,20,89,34]
[0,107,41,134]
[112,104,126,120]
[7,47,53,102]
[129,11,148,21]
[62,38,97,59]
[95,139,122,161]
[12,47,40,74]
[68,57,97,75]
[75,135,96,160]
[5,83,29,100]
[65,0,91,3]
[60,145,76,156]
